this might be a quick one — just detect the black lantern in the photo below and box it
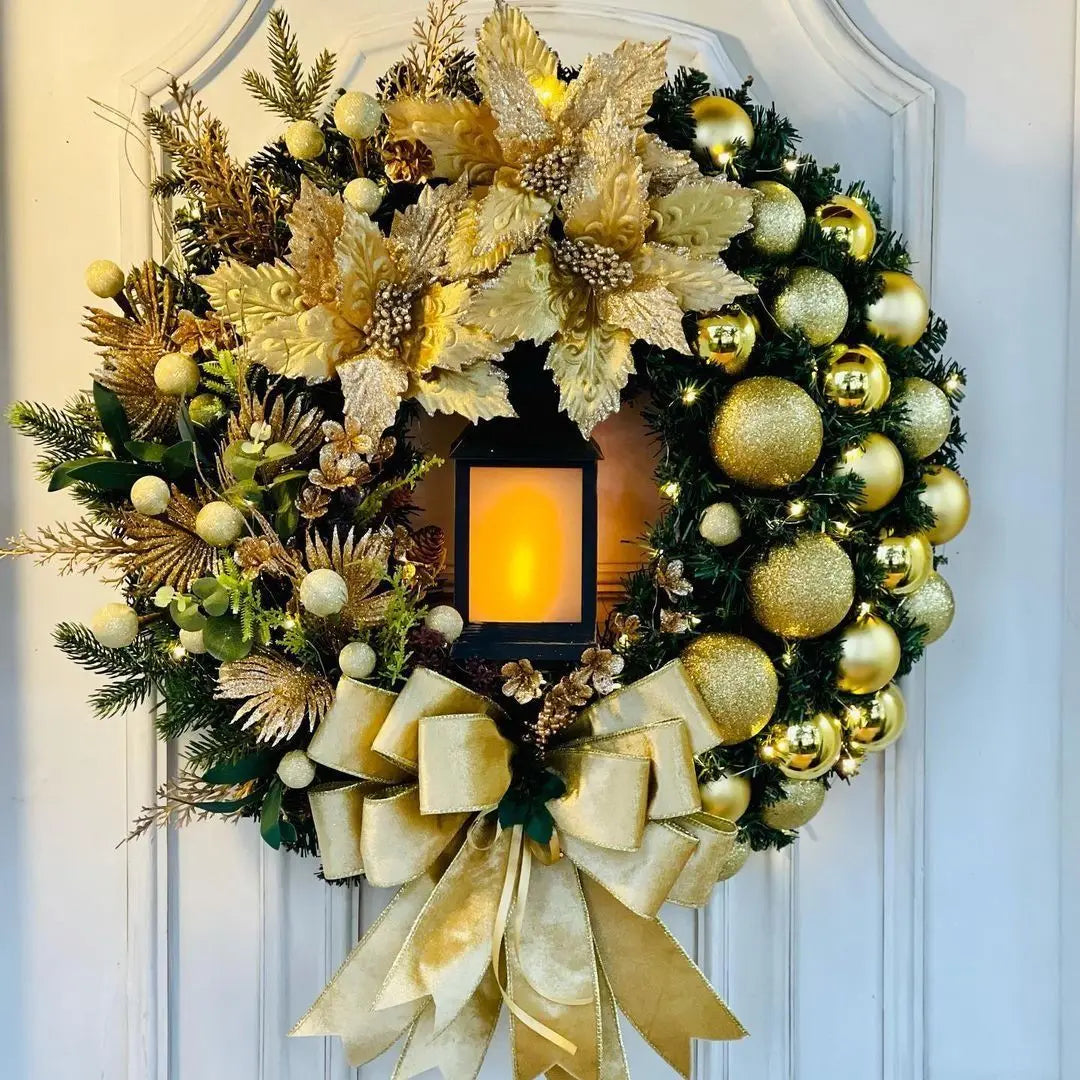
[451,347,601,661]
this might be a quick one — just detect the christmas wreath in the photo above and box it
[4,3,968,1075]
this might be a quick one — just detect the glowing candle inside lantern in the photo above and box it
[467,466,583,623]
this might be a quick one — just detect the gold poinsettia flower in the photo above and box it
[197,178,513,440]
[384,4,670,271]
[467,105,757,434]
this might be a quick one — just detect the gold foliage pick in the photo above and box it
[3,518,129,582]
[121,490,222,593]
[287,177,345,307]
[300,525,395,633]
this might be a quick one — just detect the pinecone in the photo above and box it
[408,525,446,575]
[383,139,435,184]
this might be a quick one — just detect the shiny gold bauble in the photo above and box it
[716,837,752,882]
[691,95,755,165]
[874,533,933,595]
[844,682,906,752]
[772,267,849,347]
[835,613,902,695]
[918,465,970,544]
[900,571,955,644]
[748,533,854,639]
[866,271,929,346]
[821,343,891,413]
[893,377,953,459]
[814,194,877,261]
[833,432,904,512]
[710,377,823,489]
[699,773,753,821]
[681,633,779,745]
[749,181,806,256]
[696,306,757,375]
[760,778,826,829]
[759,713,844,780]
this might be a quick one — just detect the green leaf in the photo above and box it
[203,615,253,662]
[524,806,555,846]
[279,819,298,846]
[263,441,294,461]
[269,469,309,489]
[191,577,221,600]
[49,457,151,492]
[197,796,258,814]
[170,598,207,631]
[201,588,231,618]
[223,442,262,481]
[260,779,285,850]
[202,750,278,784]
[93,382,132,459]
[125,440,167,463]
[162,440,196,480]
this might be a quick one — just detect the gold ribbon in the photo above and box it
[294,663,747,1078]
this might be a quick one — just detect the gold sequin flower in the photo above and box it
[500,658,546,703]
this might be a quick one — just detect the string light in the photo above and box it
[786,499,807,519]
[943,372,965,397]
[659,481,681,502]
[170,642,187,661]
[680,383,702,405]
[857,600,874,617]
[837,753,861,778]
[780,647,796,667]
[94,434,113,454]
[782,157,800,174]
[716,150,733,167]
[281,615,297,631]
[831,519,852,537]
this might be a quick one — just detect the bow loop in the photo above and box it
[418,712,513,814]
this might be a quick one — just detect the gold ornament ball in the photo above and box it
[901,571,955,644]
[339,641,377,680]
[285,119,326,161]
[691,95,755,165]
[749,181,806,256]
[695,306,757,375]
[333,91,383,140]
[699,501,742,547]
[845,682,906,752]
[749,533,855,639]
[875,532,933,595]
[195,501,245,548]
[918,465,970,545]
[85,259,125,298]
[710,377,823,489]
[821,343,891,413]
[344,177,384,215]
[424,604,464,643]
[90,602,140,649]
[277,749,317,790]
[835,613,902,695]
[129,475,171,517]
[699,773,752,821]
[834,432,904,512]
[300,568,350,617]
[759,712,844,780]
[716,836,752,882]
[154,352,200,397]
[866,271,929,346]
[893,377,953,460]
[814,194,877,261]
[772,267,849,347]
[179,628,207,655]
[681,633,779,745]
[760,778,826,830]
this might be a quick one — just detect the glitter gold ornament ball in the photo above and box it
[344,177,384,214]
[716,836,752,882]
[300,568,349,617]
[698,501,742,547]
[130,475,171,517]
[772,267,849,346]
[154,353,200,396]
[339,640,377,679]
[749,181,806,256]
[424,604,464,642]
[814,194,877,261]
[893,377,953,459]
[866,271,929,346]
[681,632,779,745]
[691,95,755,165]
[85,259,125,298]
[710,376,823,489]
[760,778,826,829]
[333,91,383,140]
[835,612,901,694]
[695,306,756,374]
[749,533,854,639]
[195,501,245,547]
[277,749,317,789]
[821,343,891,413]
[699,772,752,821]
[918,465,970,544]
[285,119,325,160]
[833,432,904,512]
[845,682,906,752]
[759,712,844,780]
[901,571,955,643]
[90,602,140,649]
[875,532,933,595]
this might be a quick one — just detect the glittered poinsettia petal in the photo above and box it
[287,177,345,308]
[338,352,409,441]
[633,244,755,312]
[335,204,397,331]
[648,176,757,256]
[384,97,505,185]
[600,283,690,354]
[195,260,305,336]
[247,307,362,382]
[560,38,669,133]
[546,320,635,437]
[388,179,470,287]
[467,250,564,345]
[474,4,559,101]
[411,362,515,424]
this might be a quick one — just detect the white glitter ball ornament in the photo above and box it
[339,641,377,679]
[130,475,171,516]
[277,749,317,789]
[153,353,200,396]
[84,259,125,298]
[344,177,383,214]
[300,569,349,617]
[334,91,383,140]
[699,502,742,546]
[424,604,464,643]
[179,628,207,654]
[284,120,325,160]
[90,602,139,648]
[195,501,245,547]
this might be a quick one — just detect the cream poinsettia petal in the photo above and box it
[633,244,755,311]
[335,205,396,331]
[467,250,564,345]
[473,181,552,255]
[546,320,635,437]
[384,97,505,185]
[600,283,690,354]
[410,362,516,423]
[559,39,669,132]
[648,176,757,256]
[481,55,556,151]
[402,281,503,375]
[388,179,470,288]
[247,307,362,382]
[287,177,345,307]
[447,199,517,278]
[639,134,699,197]
[338,353,409,440]
[195,260,305,335]
[475,4,559,101]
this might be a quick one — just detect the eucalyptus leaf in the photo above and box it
[263,442,294,461]
[203,615,253,662]
[191,577,221,600]
[170,598,207,632]
[201,589,231,618]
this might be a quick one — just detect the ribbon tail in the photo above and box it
[581,875,746,1079]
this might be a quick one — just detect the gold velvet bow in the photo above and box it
[292,662,747,1079]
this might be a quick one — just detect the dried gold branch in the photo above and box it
[3,519,129,581]
[125,775,255,843]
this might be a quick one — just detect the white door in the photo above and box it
[0,1,1068,1078]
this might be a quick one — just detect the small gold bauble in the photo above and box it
[900,571,955,644]
[680,633,779,745]
[344,177,384,215]
[918,465,970,544]
[333,91,383,140]
[710,377,823,490]
[866,271,929,346]
[300,568,349,617]
[716,836,752,882]
[893,377,952,459]
[749,181,806,256]
[424,604,464,642]
[760,778,826,830]
[178,628,206,655]
[845,682,906,752]
[695,306,757,375]
[699,773,752,821]
[835,613,902,695]
[90,602,140,649]
[834,432,904,512]
[194,501,245,548]
[748,533,854,639]
[699,501,742,547]
[691,95,755,165]
[153,353,201,397]
[874,533,933,595]
[772,267,849,347]
[821,343,891,413]
[277,749,317,790]
[814,194,877,261]
[759,713,844,780]
[129,475,171,517]
[285,119,326,160]
[339,641,377,679]
[85,259,125,298]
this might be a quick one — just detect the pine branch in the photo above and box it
[243,10,337,121]
[8,394,102,477]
